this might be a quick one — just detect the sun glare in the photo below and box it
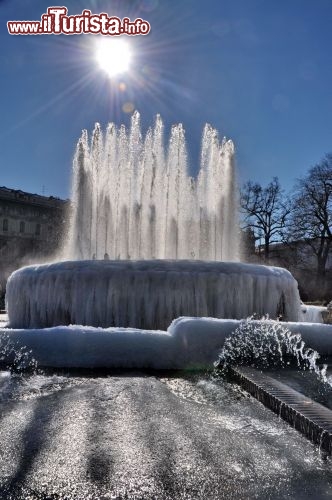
[96,38,132,78]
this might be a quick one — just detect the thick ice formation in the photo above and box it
[64,112,239,261]
[1,318,332,370]
[300,304,326,323]
[6,260,301,329]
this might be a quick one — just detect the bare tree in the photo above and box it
[287,154,332,279]
[240,177,290,260]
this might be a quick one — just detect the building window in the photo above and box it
[3,219,8,232]
[19,221,25,233]
[35,223,41,235]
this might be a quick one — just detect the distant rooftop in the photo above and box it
[0,186,69,209]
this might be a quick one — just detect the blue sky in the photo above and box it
[1,0,332,199]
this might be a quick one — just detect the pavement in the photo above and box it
[0,370,332,499]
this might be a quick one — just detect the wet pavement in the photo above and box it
[0,370,332,499]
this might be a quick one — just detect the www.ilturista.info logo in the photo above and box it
[7,6,151,36]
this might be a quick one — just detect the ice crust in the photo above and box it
[300,304,326,323]
[1,317,332,370]
[6,260,301,329]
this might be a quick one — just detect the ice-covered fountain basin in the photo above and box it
[1,318,332,370]
[6,260,301,329]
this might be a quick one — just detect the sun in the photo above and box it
[95,38,132,78]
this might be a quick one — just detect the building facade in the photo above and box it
[0,186,69,303]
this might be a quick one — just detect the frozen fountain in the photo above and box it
[5,112,301,329]
[66,111,239,261]
[3,113,332,464]
[6,260,300,329]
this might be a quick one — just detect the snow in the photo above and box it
[6,260,301,330]
[1,317,332,370]
[300,304,326,323]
